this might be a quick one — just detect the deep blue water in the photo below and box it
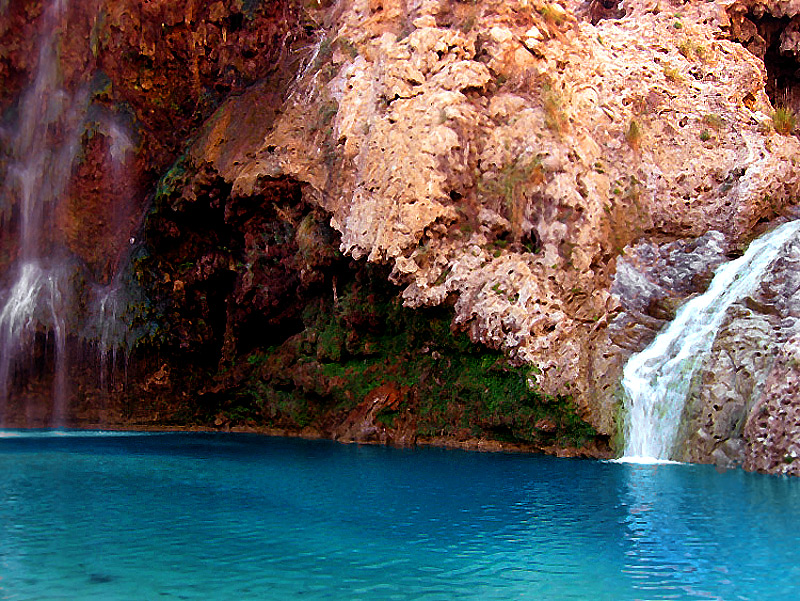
[0,432,799,600]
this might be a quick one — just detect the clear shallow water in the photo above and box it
[1,432,799,600]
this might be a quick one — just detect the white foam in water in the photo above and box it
[621,220,800,461]
[611,456,682,466]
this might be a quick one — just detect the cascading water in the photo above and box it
[0,0,85,424]
[620,220,800,462]
[82,269,145,393]
[0,0,135,424]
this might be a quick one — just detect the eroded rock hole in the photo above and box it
[586,0,625,25]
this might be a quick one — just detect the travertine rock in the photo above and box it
[192,0,800,449]
[676,234,800,469]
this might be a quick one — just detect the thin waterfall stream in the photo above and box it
[0,0,84,423]
[0,0,134,424]
[620,220,800,462]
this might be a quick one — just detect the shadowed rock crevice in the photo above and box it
[727,2,800,115]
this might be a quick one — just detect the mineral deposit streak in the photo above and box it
[621,220,800,462]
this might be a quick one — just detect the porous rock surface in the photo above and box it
[676,234,800,473]
[190,0,800,459]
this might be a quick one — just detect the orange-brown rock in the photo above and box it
[333,383,417,446]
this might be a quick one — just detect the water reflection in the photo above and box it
[619,462,800,600]
[621,464,717,599]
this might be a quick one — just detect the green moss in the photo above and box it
[542,83,568,134]
[376,408,400,427]
[478,155,543,243]
[317,100,339,129]
[626,119,642,149]
[230,268,596,447]
[610,387,628,455]
[153,152,190,204]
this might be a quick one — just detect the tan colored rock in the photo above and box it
[190,0,800,447]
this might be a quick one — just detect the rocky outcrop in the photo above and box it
[1,0,302,282]
[332,383,417,446]
[744,333,800,474]
[588,230,730,434]
[0,0,304,417]
[4,0,800,470]
[186,0,800,445]
[674,234,800,470]
[724,0,800,115]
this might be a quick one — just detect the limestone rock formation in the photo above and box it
[674,233,800,471]
[5,0,800,471]
[189,0,800,451]
[744,333,800,475]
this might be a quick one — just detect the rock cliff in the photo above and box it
[181,0,800,461]
[3,0,800,472]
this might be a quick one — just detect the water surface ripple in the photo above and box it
[1,432,799,600]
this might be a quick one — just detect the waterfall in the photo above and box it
[82,270,143,393]
[620,220,800,462]
[0,0,132,425]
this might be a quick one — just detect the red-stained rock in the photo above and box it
[0,1,44,111]
[58,127,145,283]
[333,383,418,447]
[2,0,302,284]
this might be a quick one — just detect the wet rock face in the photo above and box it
[0,1,44,109]
[59,123,145,283]
[587,231,730,434]
[0,0,301,282]
[677,236,800,470]
[744,333,800,475]
[333,383,418,446]
[612,231,729,317]
[96,0,302,175]
[139,156,338,369]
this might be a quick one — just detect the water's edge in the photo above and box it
[0,423,612,459]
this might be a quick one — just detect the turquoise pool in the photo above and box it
[0,431,798,600]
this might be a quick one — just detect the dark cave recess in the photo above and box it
[728,5,800,116]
